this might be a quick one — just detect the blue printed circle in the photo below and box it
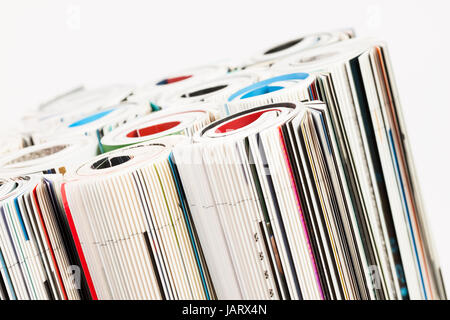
[228,72,309,102]
[68,109,115,128]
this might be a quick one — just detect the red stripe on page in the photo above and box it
[278,126,324,299]
[61,183,98,300]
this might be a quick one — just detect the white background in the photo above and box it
[1,0,449,293]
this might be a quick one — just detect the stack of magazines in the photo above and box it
[0,29,445,300]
